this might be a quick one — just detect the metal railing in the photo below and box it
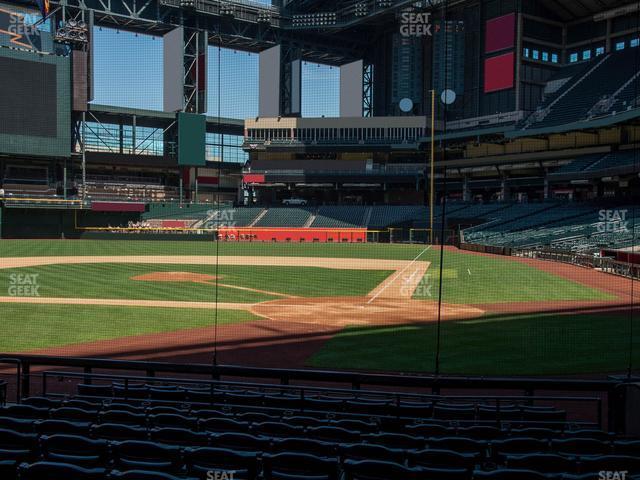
[0,354,627,430]
[514,248,640,280]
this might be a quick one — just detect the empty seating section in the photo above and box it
[366,206,428,229]
[552,154,604,175]
[524,49,640,129]
[311,207,368,228]
[255,207,313,227]
[584,151,638,172]
[227,208,263,227]
[610,75,640,114]
[0,377,633,480]
[463,203,640,252]
[142,203,213,221]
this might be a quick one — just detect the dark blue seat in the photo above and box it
[262,452,338,480]
[184,447,258,479]
[18,461,106,480]
[111,440,182,473]
[40,434,109,468]
[472,468,549,480]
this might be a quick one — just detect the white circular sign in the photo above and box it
[441,89,457,105]
[399,97,414,113]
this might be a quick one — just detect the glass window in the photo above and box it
[523,48,530,57]
[551,53,559,63]
[596,47,605,56]
[569,53,578,63]
[582,50,591,60]
[631,38,640,48]
[616,41,625,51]
[542,52,549,62]
[532,50,539,60]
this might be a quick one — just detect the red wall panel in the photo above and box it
[484,52,515,93]
[485,13,516,53]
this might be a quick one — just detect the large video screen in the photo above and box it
[0,56,57,137]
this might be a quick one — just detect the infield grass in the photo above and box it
[0,304,258,352]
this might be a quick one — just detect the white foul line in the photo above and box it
[367,245,432,304]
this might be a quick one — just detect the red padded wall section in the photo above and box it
[484,52,515,93]
[485,13,516,53]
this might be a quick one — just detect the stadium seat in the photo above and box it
[148,413,198,429]
[578,455,640,475]
[0,416,35,434]
[109,470,197,480]
[100,410,147,426]
[51,407,97,423]
[262,452,338,480]
[111,440,182,473]
[362,432,425,450]
[551,438,611,456]
[409,448,479,470]
[307,425,360,443]
[199,417,250,434]
[150,427,209,447]
[210,432,271,453]
[504,453,577,474]
[40,434,109,468]
[92,423,148,442]
[473,469,550,480]
[184,447,259,479]
[0,429,38,461]
[272,437,337,457]
[338,443,406,464]
[18,461,106,480]
[492,437,550,457]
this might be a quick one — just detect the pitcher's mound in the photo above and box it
[131,272,220,283]
[251,296,484,327]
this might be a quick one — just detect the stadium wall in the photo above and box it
[0,208,142,239]
[217,227,368,243]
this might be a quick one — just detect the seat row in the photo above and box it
[8,455,640,480]
[74,383,570,424]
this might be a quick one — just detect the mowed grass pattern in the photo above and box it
[0,264,392,302]
[0,240,626,374]
[0,304,258,352]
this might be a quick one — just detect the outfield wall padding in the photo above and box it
[218,227,368,243]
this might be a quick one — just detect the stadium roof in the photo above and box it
[539,0,638,21]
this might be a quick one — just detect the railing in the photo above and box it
[0,354,625,430]
[513,248,640,280]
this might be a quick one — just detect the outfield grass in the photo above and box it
[0,263,391,302]
[0,304,258,352]
[0,240,614,304]
[415,252,615,303]
[0,239,429,260]
[308,312,639,375]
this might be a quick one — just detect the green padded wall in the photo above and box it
[177,112,206,166]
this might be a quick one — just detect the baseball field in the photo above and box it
[0,239,637,376]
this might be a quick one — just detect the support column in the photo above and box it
[543,173,550,200]
[340,60,364,117]
[463,176,471,202]
[164,26,208,113]
[259,44,302,118]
